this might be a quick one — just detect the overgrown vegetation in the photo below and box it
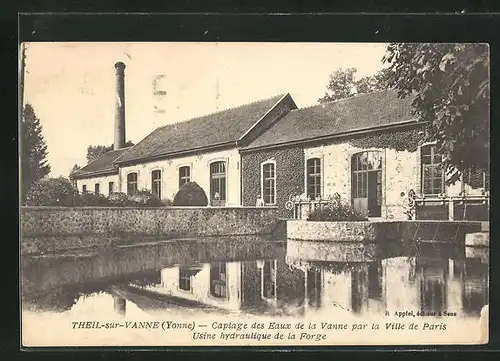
[107,192,131,206]
[21,104,51,203]
[319,43,489,182]
[307,197,368,222]
[127,189,164,207]
[24,178,172,207]
[24,177,79,206]
[172,182,208,206]
[383,43,489,180]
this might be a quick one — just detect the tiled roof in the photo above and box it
[114,94,286,164]
[243,90,417,150]
[71,147,131,179]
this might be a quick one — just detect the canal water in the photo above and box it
[21,236,489,346]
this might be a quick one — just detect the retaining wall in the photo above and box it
[21,206,280,254]
[287,220,483,243]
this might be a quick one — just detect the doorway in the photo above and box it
[351,151,382,217]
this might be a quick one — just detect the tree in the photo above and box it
[356,68,391,94]
[86,140,134,163]
[69,164,81,187]
[69,164,81,176]
[318,68,389,103]
[383,43,489,179]
[24,177,79,206]
[21,104,51,202]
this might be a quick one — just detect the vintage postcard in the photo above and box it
[20,42,490,347]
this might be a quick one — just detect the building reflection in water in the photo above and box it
[129,241,488,318]
[26,240,486,318]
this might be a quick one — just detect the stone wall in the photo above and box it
[287,220,482,243]
[241,146,305,218]
[21,206,280,253]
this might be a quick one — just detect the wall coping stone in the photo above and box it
[21,206,278,211]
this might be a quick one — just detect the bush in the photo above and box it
[161,198,173,206]
[107,192,131,206]
[79,191,110,206]
[307,198,368,222]
[172,182,208,206]
[127,189,163,207]
[24,177,79,206]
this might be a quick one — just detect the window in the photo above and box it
[179,166,191,188]
[262,260,276,299]
[420,278,447,314]
[261,162,276,205]
[462,168,489,192]
[108,181,114,195]
[351,151,383,217]
[151,170,162,199]
[127,172,138,196]
[421,144,444,196]
[82,185,87,193]
[307,158,321,200]
[351,267,367,313]
[210,161,226,206]
[368,261,382,300]
[94,183,100,195]
[178,268,192,291]
[306,268,322,309]
[210,263,227,298]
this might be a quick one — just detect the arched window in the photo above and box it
[421,144,444,196]
[210,161,226,206]
[351,151,382,217]
[306,158,322,200]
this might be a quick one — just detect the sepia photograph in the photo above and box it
[19,42,490,347]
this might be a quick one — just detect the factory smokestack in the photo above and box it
[114,62,126,150]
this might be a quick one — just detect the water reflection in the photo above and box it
[21,237,488,319]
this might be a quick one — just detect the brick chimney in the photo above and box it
[114,62,126,150]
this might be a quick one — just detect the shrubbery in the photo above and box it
[307,197,368,222]
[127,189,164,207]
[173,181,208,206]
[107,192,131,206]
[24,177,172,207]
[24,177,80,206]
[79,191,110,206]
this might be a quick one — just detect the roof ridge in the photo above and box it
[290,89,398,113]
[154,93,286,130]
[77,146,131,172]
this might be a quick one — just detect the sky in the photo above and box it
[22,42,389,177]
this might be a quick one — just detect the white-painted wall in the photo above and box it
[303,142,487,220]
[304,143,418,219]
[75,174,120,196]
[118,148,241,205]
